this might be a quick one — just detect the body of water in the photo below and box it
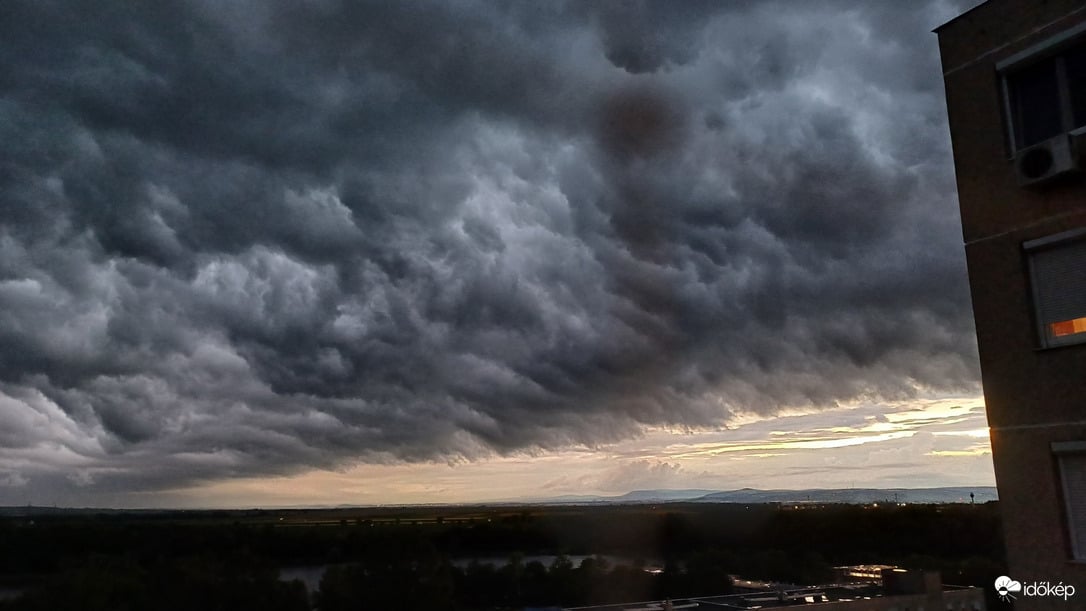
[279,555,665,593]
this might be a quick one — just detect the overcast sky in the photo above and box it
[0,0,991,507]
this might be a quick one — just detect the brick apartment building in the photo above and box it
[937,0,1086,608]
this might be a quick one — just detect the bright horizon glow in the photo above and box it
[112,394,995,509]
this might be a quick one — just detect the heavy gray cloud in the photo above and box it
[0,0,981,502]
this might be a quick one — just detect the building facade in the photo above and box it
[937,1,1086,609]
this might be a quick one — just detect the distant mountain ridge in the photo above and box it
[616,489,719,502]
[694,487,997,504]
[525,486,997,505]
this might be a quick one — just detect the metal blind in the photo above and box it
[1029,238,1086,337]
[1059,453,1086,560]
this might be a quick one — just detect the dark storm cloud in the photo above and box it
[0,0,982,500]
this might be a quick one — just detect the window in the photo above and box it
[999,23,1086,151]
[1053,442,1086,560]
[1007,56,1063,148]
[1025,229,1086,348]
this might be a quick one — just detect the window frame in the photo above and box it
[1024,227,1086,349]
[1052,441,1086,561]
[997,21,1086,154]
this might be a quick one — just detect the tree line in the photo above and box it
[0,502,1006,610]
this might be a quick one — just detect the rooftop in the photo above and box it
[563,572,984,611]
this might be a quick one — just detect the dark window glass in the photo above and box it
[1010,57,1062,148]
[1065,43,1086,128]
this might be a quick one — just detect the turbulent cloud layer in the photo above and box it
[0,0,981,501]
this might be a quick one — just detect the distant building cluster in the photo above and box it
[561,568,984,611]
[831,565,899,584]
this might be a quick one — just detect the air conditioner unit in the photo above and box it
[1015,133,1079,188]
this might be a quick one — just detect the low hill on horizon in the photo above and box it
[524,486,998,505]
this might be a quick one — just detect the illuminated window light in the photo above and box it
[1050,316,1086,337]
